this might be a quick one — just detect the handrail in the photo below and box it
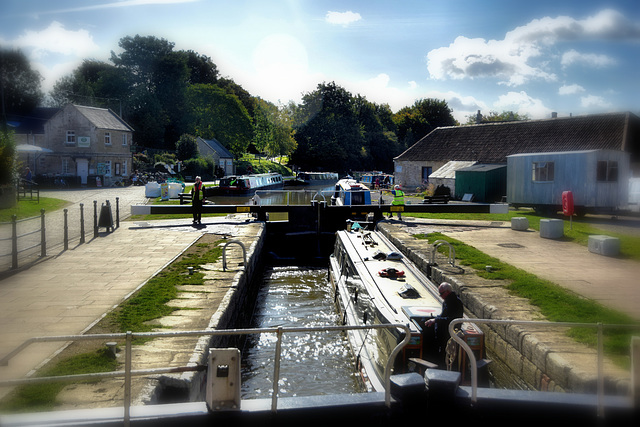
[431,239,456,266]
[0,324,410,425]
[448,318,640,415]
[222,239,247,271]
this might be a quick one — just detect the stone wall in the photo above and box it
[377,222,630,394]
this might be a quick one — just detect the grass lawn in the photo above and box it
[0,198,70,222]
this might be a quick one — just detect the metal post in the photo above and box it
[116,197,120,228]
[80,203,85,244]
[93,200,98,238]
[124,331,132,427]
[597,322,604,419]
[271,326,284,413]
[63,208,68,250]
[40,208,46,257]
[11,215,17,269]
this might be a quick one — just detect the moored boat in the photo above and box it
[286,171,339,186]
[208,172,284,196]
[330,178,372,206]
[328,227,487,392]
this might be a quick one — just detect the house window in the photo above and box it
[422,166,432,185]
[66,131,76,145]
[597,161,618,182]
[123,160,128,177]
[115,163,121,176]
[532,161,554,182]
[105,132,111,145]
[122,134,127,146]
[62,158,70,174]
[104,160,112,176]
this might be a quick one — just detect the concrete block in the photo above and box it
[539,219,563,239]
[511,217,529,231]
[588,235,620,257]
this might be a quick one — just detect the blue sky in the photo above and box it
[2,0,639,123]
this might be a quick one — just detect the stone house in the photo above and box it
[15,104,134,186]
[393,112,640,192]
[196,137,235,177]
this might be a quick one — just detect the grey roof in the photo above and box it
[197,137,233,158]
[73,105,134,132]
[395,112,640,164]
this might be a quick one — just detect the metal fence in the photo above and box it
[0,199,121,271]
[0,324,411,426]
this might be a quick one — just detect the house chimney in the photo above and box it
[551,112,558,118]
[476,110,482,124]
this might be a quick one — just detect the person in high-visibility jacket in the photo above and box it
[390,184,404,220]
[191,176,205,225]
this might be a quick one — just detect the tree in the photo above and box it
[185,84,253,156]
[465,110,530,125]
[0,128,15,185]
[393,98,456,148]
[0,48,43,118]
[176,134,199,161]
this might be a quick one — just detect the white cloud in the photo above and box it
[561,49,616,68]
[408,81,418,90]
[426,9,639,86]
[494,91,552,119]
[581,94,612,109]
[325,11,362,27]
[558,84,585,95]
[12,21,99,59]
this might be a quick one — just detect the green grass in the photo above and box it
[414,232,637,366]
[106,238,224,334]
[0,348,118,413]
[0,197,69,222]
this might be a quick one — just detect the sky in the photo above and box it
[1,0,639,123]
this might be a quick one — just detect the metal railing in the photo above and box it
[0,323,410,426]
[448,318,640,416]
[0,210,46,269]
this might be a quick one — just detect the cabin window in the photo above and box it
[532,161,554,182]
[597,161,618,182]
[351,191,366,205]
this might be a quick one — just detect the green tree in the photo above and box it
[0,128,15,185]
[0,48,43,118]
[185,84,253,156]
[176,134,199,161]
[465,110,530,124]
[393,98,456,148]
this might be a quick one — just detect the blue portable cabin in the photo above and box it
[507,149,630,215]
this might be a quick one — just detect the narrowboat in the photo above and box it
[330,178,372,206]
[286,171,339,186]
[208,172,284,196]
[328,227,487,392]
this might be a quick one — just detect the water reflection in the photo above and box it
[241,266,362,398]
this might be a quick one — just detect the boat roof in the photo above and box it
[336,229,442,327]
[336,179,370,191]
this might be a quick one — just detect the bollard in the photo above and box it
[93,200,98,238]
[11,215,17,269]
[63,208,69,250]
[80,203,85,244]
[41,209,46,257]
[116,197,120,228]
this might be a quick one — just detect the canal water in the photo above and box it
[240,266,363,399]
